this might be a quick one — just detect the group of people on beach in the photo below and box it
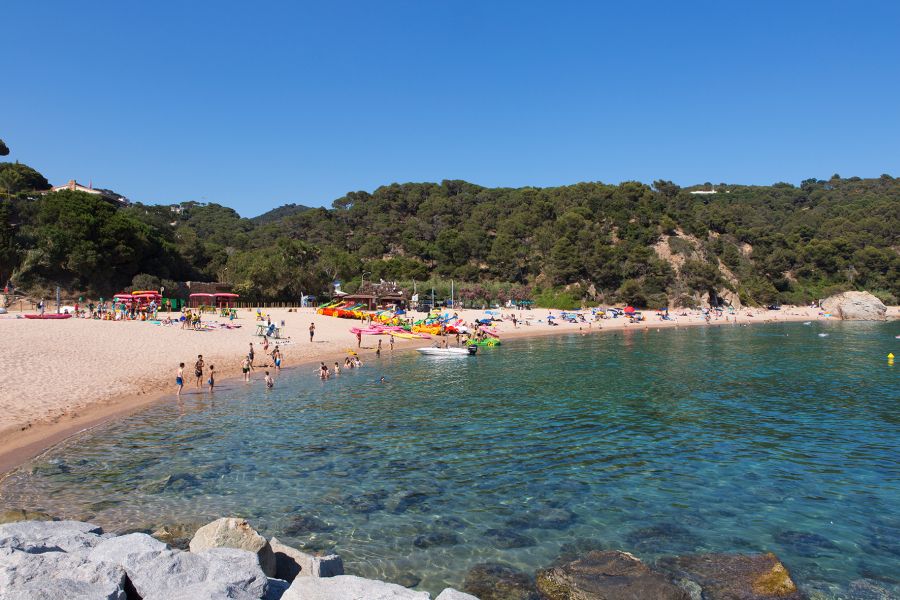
[174,340,283,395]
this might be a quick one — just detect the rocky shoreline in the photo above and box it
[2,514,897,599]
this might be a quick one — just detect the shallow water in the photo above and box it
[2,322,898,595]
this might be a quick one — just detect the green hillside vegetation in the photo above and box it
[1,161,897,308]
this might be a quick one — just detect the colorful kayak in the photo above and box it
[466,338,501,347]
[24,313,73,320]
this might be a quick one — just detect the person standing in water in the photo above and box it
[241,356,251,382]
[194,355,205,388]
[389,335,394,352]
[334,361,341,375]
[271,345,282,372]
[248,343,255,369]
[207,365,215,392]
[176,363,184,396]
[264,371,274,389]
[376,339,382,357]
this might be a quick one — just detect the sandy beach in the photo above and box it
[1,304,895,473]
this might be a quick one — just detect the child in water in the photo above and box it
[176,363,184,396]
[264,371,274,389]
[207,365,215,392]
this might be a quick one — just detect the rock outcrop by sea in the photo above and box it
[2,515,896,599]
[0,518,471,599]
[821,291,887,321]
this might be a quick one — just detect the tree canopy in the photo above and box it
[2,162,898,307]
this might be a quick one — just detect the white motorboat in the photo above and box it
[417,346,477,356]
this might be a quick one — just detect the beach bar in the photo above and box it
[214,292,240,308]
[188,292,215,308]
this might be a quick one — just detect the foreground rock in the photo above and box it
[281,574,430,599]
[821,291,887,321]
[0,547,128,599]
[658,552,805,599]
[536,550,690,600]
[0,519,108,554]
[190,517,277,577]
[270,536,343,581]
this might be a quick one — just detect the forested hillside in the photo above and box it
[1,160,897,308]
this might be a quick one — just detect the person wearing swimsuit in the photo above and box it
[176,363,184,396]
[194,355,204,388]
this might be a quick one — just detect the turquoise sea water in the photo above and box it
[1,322,898,595]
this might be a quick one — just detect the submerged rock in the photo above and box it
[140,472,202,494]
[483,528,537,549]
[151,522,201,550]
[821,291,887,321]
[345,491,389,514]
[463,562,540,600]
[847,578,900,600]
[283,514,335,536]
[658,552,805,599]
[394,572,422,588]
[189,517,277,577]
[281,574,429,599]
[774,530,840,557]
[505,507,577,531]
[0,509,55,524]
[536,550,690,600]
[0,546,128,599]
[386,489,432,513]
[270,536,343,581]
[413,530,462,549]
[625,522,702,554]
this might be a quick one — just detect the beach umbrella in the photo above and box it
[624,306,635,314]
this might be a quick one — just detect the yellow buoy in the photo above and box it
[889,352,895,365]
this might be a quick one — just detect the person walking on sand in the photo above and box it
[356,330,362,348]
[390,335,394,352]
[176,363,185,396]
[309,322,316,342]
[248,343,255,369]
[264,371,274,389]
[241,356,251,382]
[207,365,215,392]
[262,336,269,354]
[376,339,382,357]
[194,355,205,388]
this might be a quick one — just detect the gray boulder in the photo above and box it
[114,546,267,600]
[281,575,430,599]
[436,589,481,600]
[0,520,106,555]
[190,517,277,577]
[536,550,690,600]
[0,546,127,599]
[270,536,343,581]
[821,291,887,321]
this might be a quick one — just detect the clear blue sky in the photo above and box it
[3,1,898,216]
